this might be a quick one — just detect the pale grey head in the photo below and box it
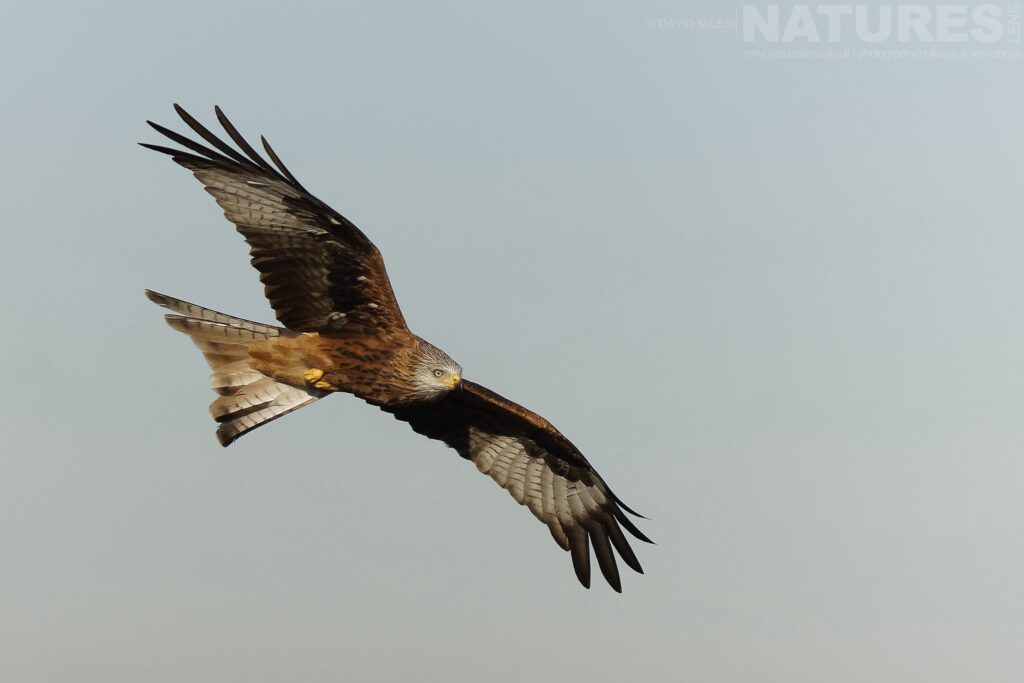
[409,338,463,400]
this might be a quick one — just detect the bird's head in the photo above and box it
[411,338,462,399]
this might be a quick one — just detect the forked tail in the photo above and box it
[145,290,324,446]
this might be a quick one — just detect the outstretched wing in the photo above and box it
[384,380,651,592]
[142,105,407,334]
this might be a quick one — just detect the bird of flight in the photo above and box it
[143,106,650,592]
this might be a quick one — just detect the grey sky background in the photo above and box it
[2,1,1022,681]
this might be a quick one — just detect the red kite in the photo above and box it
[144,106,651,591]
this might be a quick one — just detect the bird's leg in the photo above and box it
[303,367,334,390]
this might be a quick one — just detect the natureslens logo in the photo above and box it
[742,4,1019,43]
[645,4,1021,59]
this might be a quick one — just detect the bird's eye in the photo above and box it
[433,369,444,378]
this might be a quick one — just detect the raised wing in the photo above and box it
[384,380,651,592]
[142,105,407,334]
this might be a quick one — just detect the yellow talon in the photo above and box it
[304,368,325,383]
[313,380,333,390]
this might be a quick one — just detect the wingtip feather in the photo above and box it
[214,105,274,172]
[589,525,622,592]
[568,527,591,589]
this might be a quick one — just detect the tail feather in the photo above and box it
[210,362,265,395]
[146,290,324,446]
[145,290,280,334]
[212,381,322,446]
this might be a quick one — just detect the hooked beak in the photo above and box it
[444,373,461,389]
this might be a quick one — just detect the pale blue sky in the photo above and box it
[2,1,1022,681]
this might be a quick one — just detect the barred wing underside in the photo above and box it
[143,105,407,334]
[384,380,651,592]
